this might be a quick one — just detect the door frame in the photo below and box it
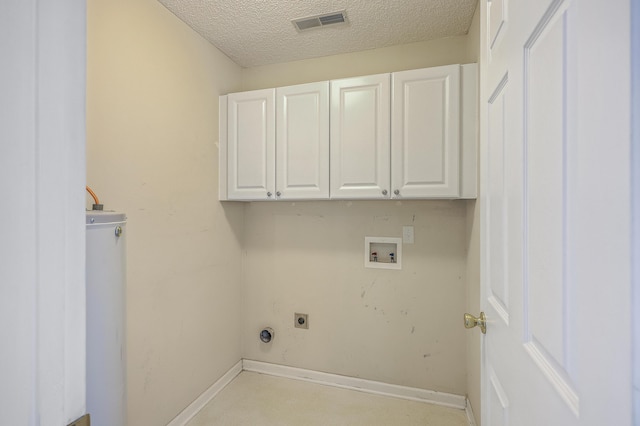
[632,0,640,421]
[0,1,87,424]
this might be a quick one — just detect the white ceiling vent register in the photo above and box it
[292,10,349,32]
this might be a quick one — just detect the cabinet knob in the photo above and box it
[394,189,400,196]
[276,191,281,197]
[382,189,388,196]
[267,192,272,197]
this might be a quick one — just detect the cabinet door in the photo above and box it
[227,89,275,200]
[276,82,329,199]
[391,65,460,198]
[330,74,391,199]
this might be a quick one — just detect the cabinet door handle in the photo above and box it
[267,192,272,197]
[382,189,388,196]
[276,191,281,197]
[394,189,400,196]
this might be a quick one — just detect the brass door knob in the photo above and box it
[464,312,486,334]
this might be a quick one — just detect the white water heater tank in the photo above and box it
[86,211,127,426]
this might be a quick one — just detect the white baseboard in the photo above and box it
[167,360,242,426]
[242,359,467,410]
[465,397,478,426]
[167,359,474,425]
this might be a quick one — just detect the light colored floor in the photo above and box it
[186,371,468,426]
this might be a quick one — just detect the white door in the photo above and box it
[330,74,390,199]
[480,0,632,425]
[276,82,329,200]
[391,65,460,199]
[227,89,275,200]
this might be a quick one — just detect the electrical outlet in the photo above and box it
[294,313,308,329]
[402,226,414,244]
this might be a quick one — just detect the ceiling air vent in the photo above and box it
[292,10,348,32]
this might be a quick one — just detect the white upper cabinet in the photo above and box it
[276,82,329,200]
[221,83,329,201]
[391,65,461,198]
[330,74,391,199]
[219,64,477,201]
[226,88,275,200]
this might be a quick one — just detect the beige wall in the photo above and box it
[466,201,482,419]
[86,0,243,424]
[242,201,469,394]
[465,4,482,425]
[240,37,479,396]
[241,36,471,91]
[466,2,481,63]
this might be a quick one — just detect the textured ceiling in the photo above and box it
[157,0,478,68]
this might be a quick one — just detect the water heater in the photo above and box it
[86,211,127,426]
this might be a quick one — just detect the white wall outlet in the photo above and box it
[402,226,414,244]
